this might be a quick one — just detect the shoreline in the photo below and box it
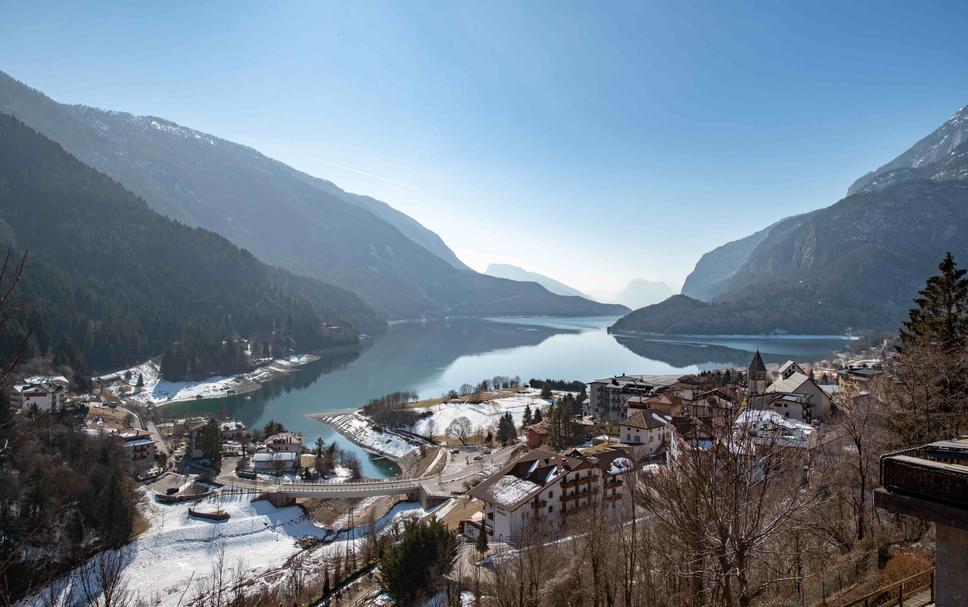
[103,351,334,408]
[309,411,422,477]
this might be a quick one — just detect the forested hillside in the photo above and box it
[0,114,383,374]
[0,71,624,320]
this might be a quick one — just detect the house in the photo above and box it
[524,419,550,448]
[11,376,69,413]
[264,431,303,453]
[618,410,672,456]
[748,391,815,422]
[252,451,298,475]
[734,410,818,450]
[669,414,717,451]
[686,388,736,420]
[184,418,209,459]
[118,429,157,473]
[838,359,884,388]
[587,375,677,422]
[467,448,630,542]
[764,363,832,420]
[625,390,684,416]
[219,420,247,441]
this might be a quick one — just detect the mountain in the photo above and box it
[0,70,621,320]
[485,263,590,299]
[0,113,384,372]
[680,214,813,301]
[847,105,968,196]
[613,278,675,310]
[614,106,968,337]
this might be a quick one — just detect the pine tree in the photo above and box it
[200,419,222,465]
[533,407,543,424]
[522,404,533,427]
[475,525,489,557]
[901,252,968,349]
[497,412,517,446]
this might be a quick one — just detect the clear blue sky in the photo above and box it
[2,1,968,297]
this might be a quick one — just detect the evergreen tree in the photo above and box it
[900,252,968,349]
[497,412,517,446]
[533,407,543,424]
[540,384,553,399]
[522,404,533,427]
[263,420,286,436]
[200,419,222,465]
[475,526,489,557]
[379,519,459,607]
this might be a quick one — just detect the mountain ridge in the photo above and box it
[0,70,621,320]
[0,113,383,371]
[616,104,968,336]
[484,263,591,299]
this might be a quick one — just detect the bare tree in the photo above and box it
[836,383,886,542]
[447,417,473,446]
[641,408,826,607]
[80,549,135,607]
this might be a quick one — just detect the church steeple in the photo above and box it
[747,350,769,393]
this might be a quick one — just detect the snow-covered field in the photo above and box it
[99,354,318,406]
[25,490,428,607]
[410,389,556,437]
[323,413,421,459]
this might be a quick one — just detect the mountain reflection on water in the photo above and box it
[162,316,850,477]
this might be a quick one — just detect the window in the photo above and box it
[549,491,554,498]
[548,505,553,513]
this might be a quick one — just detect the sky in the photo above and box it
[2,1,968,299]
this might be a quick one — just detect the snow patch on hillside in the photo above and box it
[410,389,557,437]
[25,492,427,607]
[323,413,420,459]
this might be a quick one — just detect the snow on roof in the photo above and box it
[253,452,297,462]
[735,409,814,433]
[766,371,811,394]
[220,420,246,432]
[608,457,633,475]
[621,410,671,430]
[485,476,541,510]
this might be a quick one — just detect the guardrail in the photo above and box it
[837,569,933,607]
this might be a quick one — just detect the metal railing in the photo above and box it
[837,569,933,607]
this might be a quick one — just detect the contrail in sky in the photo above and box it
[315,159,419,191]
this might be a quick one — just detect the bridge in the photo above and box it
[228,476,426,499]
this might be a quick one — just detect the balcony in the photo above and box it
[604,478,622,490]
[531,498,548,509]
[561,474,598,489]
[561,490,593,503]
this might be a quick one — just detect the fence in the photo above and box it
[837,569,933,607]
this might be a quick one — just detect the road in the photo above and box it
[219,443,521,499]
[119,404,170,459]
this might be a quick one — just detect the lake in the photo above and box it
[159,316,851,478]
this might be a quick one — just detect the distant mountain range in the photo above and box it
[485,263,591,299]
[615,104,968,337]
[0,70,623,321]
[612,278,675,310]
[0,114,379,371]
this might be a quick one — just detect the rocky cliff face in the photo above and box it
[847,105,968,195]
[618,105,968,336]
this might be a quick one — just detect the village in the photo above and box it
[7,345,914,607]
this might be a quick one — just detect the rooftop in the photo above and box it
[621,409,672,430]
[875,438,968,530]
